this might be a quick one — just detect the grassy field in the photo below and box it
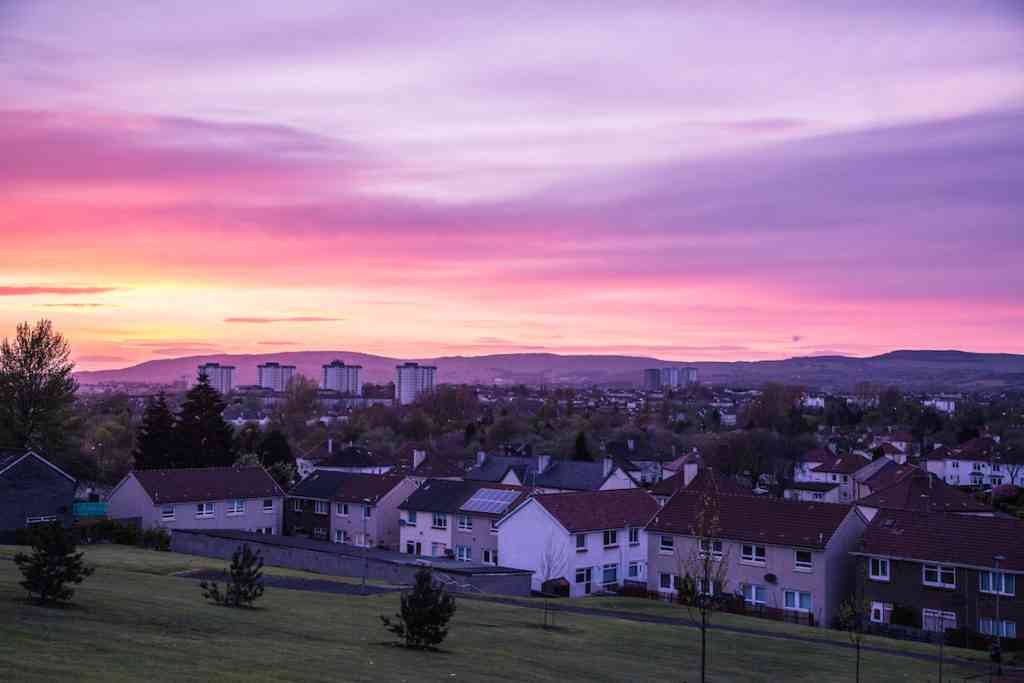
[0,545,981,682]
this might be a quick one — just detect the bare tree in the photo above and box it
[676,472,730,683]
[836,597,869,683]
[537,533,568,628]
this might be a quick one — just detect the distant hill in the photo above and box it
[73,349,1024,392]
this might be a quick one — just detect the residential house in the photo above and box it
[398,479,525,563]
[646,492,867,626]
[295,440,396,479]
[497,488,659,596]
[465,452,637,492]
[0,451,77,541]
[650,467,752,506]
[106,466,284,533]
[870,431,917,462]
[925,438,1023,488]
[784,481,842,503]
[285,471,417,548]
[856,470,993,521]
[853,510,1023,641]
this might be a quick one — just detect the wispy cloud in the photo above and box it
[257,340,300,345]
[36,302,116,309]
[224,316,344,324]
[0,285,117,296]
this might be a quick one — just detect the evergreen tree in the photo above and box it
[257,429,292,468]
[573,431,592,461]
[200,544,265,608]
[14,522,94,605]
[381,567,456,649]
[133,392,176,469]
[175,373,235,467]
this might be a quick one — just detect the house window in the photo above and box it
[490,519,499,533]
[292,499,302,512]
[659,572,673,590]
[456,545,472,562]
[951,461,959,469]
[812,493,824,501]
[697,578,721,596]
[336,502,349,516]
[161,505,175,520]
[659,535,674,553]
[363,504,372,518]
[979,571,1016,596]
[602,563,618,588]
[922,609,956,632]
[575,567,593,594]
[869,557,890,581]
[334,529,344,543]
[603,529,618,547]
[871,602,893,624]
[741,544,766,564]
[742,584,767,607]
[262,499,274,513]
[255,527,273,535]
[841,475,849,483]
[313,527,326,540]
[314,501,328,515]
[432,512,447,529]
[483,549,497,565]
[628,560,640,578]
[196,502,214,518]
[922,564,956,589]
[406,510,417,524]
[699,538,723,559]
[227,499,245,515]
[979,618,1017,639]
[457,514,472,530]
[794,550,813,571]
[628,527,640,545]
[576,533,587,551]
[784,590,812,612]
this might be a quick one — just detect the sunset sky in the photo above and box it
[2,2,1023,370]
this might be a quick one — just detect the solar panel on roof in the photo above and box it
[460,488,519,514]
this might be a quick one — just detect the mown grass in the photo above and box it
[0,545,980,682]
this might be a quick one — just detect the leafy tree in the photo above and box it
[257,429,292,468]
[175,373,235,467]
[271,375,320,444]
[380,567,456,649]
[200,544,265,608]
[573,431,592,461]
[0,320,78,454]
[837,597,869,683]
[14,522,94,605]
[133,392,176,470]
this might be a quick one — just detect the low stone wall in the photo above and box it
[171,529,532,596]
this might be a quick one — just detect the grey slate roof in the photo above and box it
[399,479,481,514]
[465,455,620,491]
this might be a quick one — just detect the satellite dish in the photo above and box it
[764,573,778,584]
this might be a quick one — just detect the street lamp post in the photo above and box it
[361,498,371,595]
[993,554,1006,676]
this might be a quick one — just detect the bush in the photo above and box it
[381,567,456,649]
[14,522,94,605]
[200,544,265,608]
[141,528,171,551]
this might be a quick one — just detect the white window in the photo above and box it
[659,572,673,589]
[291,499,302,512]
[336,502,349,516]
[603,529,618,547]
[922,609,956,632]
[576,533,587,551]
[628,560,640,578]
[922,564,956,589]
[628,527,640,545]
[742,544,767,564]
[794,550,813,571]
[313,527,326,539]
[227,499,245,515]
[979,571,1016,596]
[262,499,274,513]
[784,590,812,612]
[575,567,593,594]
[161,505,175,520]
[363,504,372,519]
[869,557,890,581]
[700,538,723,559]
[483,549,497,565]
[334,529,344,543]
[979,618,1016,639]
[742,584,767,606]
[314,501,328,515]
[659,535,674,553]
[601,563,618,587]
[432,512,447,529]
[870,602,893,624]
[456,545,472,562]
[457,514,472,530]
[196,502,214,518]
[406,510,417,525]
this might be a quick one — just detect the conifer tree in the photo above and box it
[14,522,94,605]
[381,567,457,649]
[133,392,176,469]
[200,544,265,608]
[175,373,235,467]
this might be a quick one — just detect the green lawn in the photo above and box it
[0,545,980,682]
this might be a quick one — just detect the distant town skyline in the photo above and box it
[2,2,1022,371]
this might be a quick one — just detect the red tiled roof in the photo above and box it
[863,461,917,491]
[857,509,1024,571]
[857,471,991,514]
[650,468,753,497]
[288,471,407,503]
[132,466,284,504]
[534,488,660,533]
[813,455,871,474]
[647,490,853,549]
[796,448,834,463]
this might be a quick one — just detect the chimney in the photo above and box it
[476,451,487,467]
[603,456,614,478]
[413,449,427,471]
[537,454,551,474]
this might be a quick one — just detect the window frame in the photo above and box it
[602,529,618,548]
[979,571,1016,597]
[291,499,303,512]
[628,560,640,578]
[742,583,767,607]
[794,549,813,571]
[195,502,215,518]
[628,527,640,546]
[741,543,767,565]
[314,500,329,516]
[432,512,448,529]
[868,557,890,582]
[601,562,618,587]
[262,498,274,513]
[336,502,350,516]
[870,601,893,624]
[783,589,812,613]
[659,535,674,553]
[922,564,956,589]
[575,533,587,551]
[457,513,473,530]
[161,504,175,520]
[227,499,245,516]
[699,538,723,559]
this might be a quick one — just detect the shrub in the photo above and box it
[142,528,171,551]
[14,522,94,606]
[381,567,457,649]
[200,544,265,608]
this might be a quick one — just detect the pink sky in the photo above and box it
[1,2,1023,370]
